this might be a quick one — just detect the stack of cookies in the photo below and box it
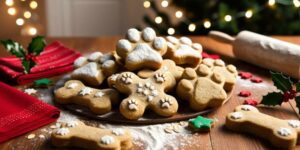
[55,27,238,120]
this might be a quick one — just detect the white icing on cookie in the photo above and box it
[128,99,138,111]
[174,44,201,58]
[120,73,133,84]
[288,120,300,128]
[95,91,105,98]
[88,52,103,61]
[72,62,100,78]
[153,37,166,50]
[241,105,254,111]
[56,128,70,135]
[179,37,192,45]
[112,128,125,136]
[117,39,132,52]
[79,87,93,96]
[127,28,140,42]
[160,98,173,108]
[101,135,115,145]
[192,43,202,50]
[136,83,158,102]
[74,57,87,68]
[67,83,78,89]
[24,88,37,95]
[154,73,166,83]
[102,60,115,69]
[99,54,114,64]
[277,128,292,136]
[66,121,79,128]
[166,36,179,44]
[127,43,162,64]
[142,27,156,42]
[230,112,243,119]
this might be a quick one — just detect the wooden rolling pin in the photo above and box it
[209,30,300,79]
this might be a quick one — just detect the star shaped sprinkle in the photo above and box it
[95,91,105,97]
[79,87,93,96]
[24,88,37,95]
[188,116,214,132]
[34,78,53,87]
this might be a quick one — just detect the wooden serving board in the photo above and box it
[62,89,233,125]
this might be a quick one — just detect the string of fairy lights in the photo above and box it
[143,0,300,35]
[4,0,39,36]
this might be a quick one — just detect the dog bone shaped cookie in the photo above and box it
[176,64,227,111]
[71,52,119,86]
[137,59,184,81]
[226,105,300,149]
[164,36,202,67]
[55,80,120,115]
[116,27,167,71]
[113,71,178,120]
[202,58,238,92]
[52,121,132,150]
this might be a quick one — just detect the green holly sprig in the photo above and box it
[1,36,46,74]
[261,71,300,113]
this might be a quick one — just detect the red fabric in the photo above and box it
[0,81,60,143]
[202,52,220,59]
[0,41,81,85]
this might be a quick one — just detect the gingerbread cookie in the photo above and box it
[71,52,119,86]
[113,72,178,120]
[176,64,227,111]
[226,105,300,149]
[202,58,238,92]
[52,121,132,150]
[164,36,202,67]
[55,80,120,115]
[137,59,184,81]
[116,27,167,71]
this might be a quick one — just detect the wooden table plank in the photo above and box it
[0,36,300,150]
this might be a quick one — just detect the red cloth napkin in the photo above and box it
[0,81,60,143]
[202,52,220,59]
[0,41,81,85]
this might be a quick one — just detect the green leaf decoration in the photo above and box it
[260,92,284,106]
[34,78,52,87]
[295,96,300,114]
[1,40,25,58]
[188,116,214,130]
[22,59,36,74]
[296,82,300,92]
[27,36,46,55]
[270,71,292,92]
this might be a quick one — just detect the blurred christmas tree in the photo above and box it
[143,0,300,35]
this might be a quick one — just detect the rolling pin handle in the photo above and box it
[208,31,235,44]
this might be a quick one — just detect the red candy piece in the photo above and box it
[243,99,258,106]
[250,77,263,83]
[239,90,251,97]
[202,52,220,60]
[238,71,253,79]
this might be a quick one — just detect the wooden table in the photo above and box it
[0,36,300,150]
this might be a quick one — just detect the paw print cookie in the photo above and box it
[55,80,120,115]
[176,64,227,111]
[116,27,167,71]
[164,36,202,67]
[113,72,178,120]
[137,59,184,81]
[52,121,132,150]
[226,105,300,149]
[71,52,119,86]
[202,58,238,92]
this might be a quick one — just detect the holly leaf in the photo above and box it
[22,59,36,74]
[296,82,300,92]
[260,92,284,106]
[27,36,46,56]
[270,71,292,92]
[1,40,25,58]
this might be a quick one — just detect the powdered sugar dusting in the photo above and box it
[175,44,201,57]
[127,28,141,42]
[153,37,166,50]
[142,27,156,42]
[74,57,87,68]
[127,43,162,63]
[88,52,103,61]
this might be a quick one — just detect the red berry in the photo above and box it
[288,89,296,99]
[250,77,263,83]
[239,90,251,97]
[283,91,291,102]
[238,71,253,79]
[243,99,258,106]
